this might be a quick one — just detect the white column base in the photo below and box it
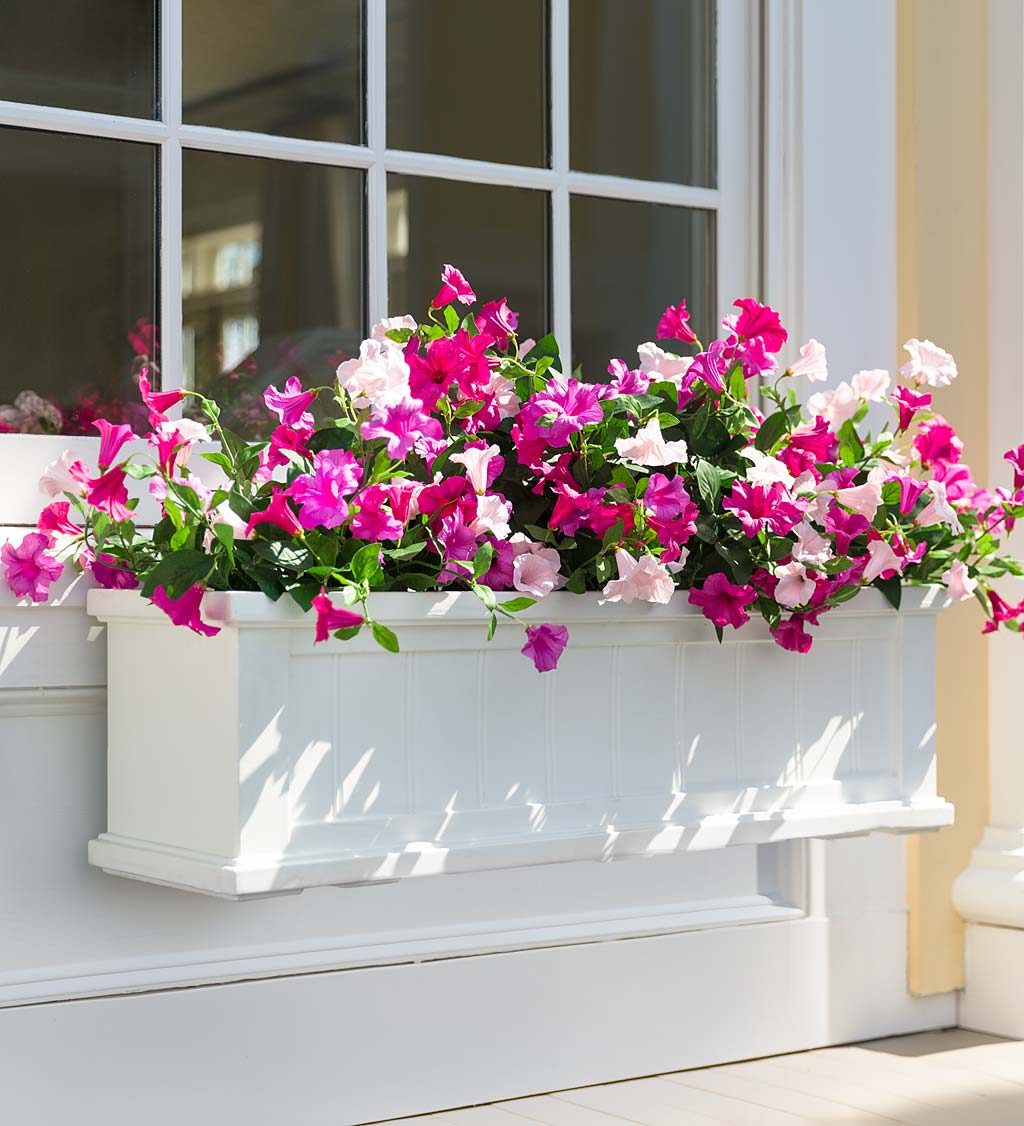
[960,922,1024,1037]
[953,829,1024,1036]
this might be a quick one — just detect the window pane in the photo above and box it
[387,175,548,341]
[387,0,547,167]
[0,127,157,434]
[183,151,364,434]
[183,0,363,144]
[0,2,157,118]
[571,196,714,378]
[570,0,715,186]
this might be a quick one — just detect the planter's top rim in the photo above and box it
[88,584,951,627]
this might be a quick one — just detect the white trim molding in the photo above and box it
[952,0,1024,1039]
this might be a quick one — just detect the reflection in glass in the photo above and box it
[570,0,716,186]
[387,0,547,167]
[0,2,157,119]
[0,128,157,434]
[387,175,548,342]
[183,0,363,143]
[571,195,714,379]
[183,150,364,434]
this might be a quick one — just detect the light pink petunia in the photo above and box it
[862,538,905,583]
[40,450,89,498]
[787,339,828,382]
[614,418,688,466]
[601,548,675,605]
[851,369,891,402]
[774,560,815,608]
[899,338,957,388]
[94,419,139,467]
[917,479,963,533]
[451,443,503,494]
[942,560,977,602]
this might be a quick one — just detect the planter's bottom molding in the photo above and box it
[88,588,952,898]
[91,798,953,900]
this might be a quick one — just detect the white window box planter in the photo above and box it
[86,587,953,899]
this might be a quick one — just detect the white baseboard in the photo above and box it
[960,921,1024,1037]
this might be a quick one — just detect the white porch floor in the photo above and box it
[373,1030,1024,1125]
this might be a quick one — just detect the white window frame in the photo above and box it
[0,0,759,525]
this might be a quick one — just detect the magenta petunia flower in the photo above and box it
[264,376,316,429]
[245,491,305,538]
[406,336,460,409]
[138,369,183,419]
[656,300,697,345]
[2,532,64,602]
[521,623,569,673]
[37,501,80,538]
[151,583,220,637]
[89,552,139,590]
[1005,443,1024,491]
[94,419,139,468]
[891,385,931,432]
[687,339,729,393]
[265,423,314,472]
[771,615,814,653]
[732,298,788,352]
[432,263,476,309]
[476,298,519,346]
[360,398,443,460]
[644,473,693,520]
[722,480,805,538]
[312,589,364,643]
[913,415,963,468]
[518,376,604,447]
[86,466,132,522]
[687,572,757,630]
[350,485,405,542]
[287,449,363,530]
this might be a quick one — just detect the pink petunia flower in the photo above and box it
[1005,444,1024,491]
[88,552,139,590]
[287,449,363,530]
[899,338,957,387]
[824,505,870,555]
[511,538,565,599]
[2,532,64,602]
[37,501,80,539]
[614,418,689,466]
[862,537,905,583]
[917,479,963,533]
[137,369,183,419]
[245,491,305,538]
[361,398,443,460]
[942,560,977,602]
[687,339,729,393]
[312,589,364,642]
[86,466,132,522]
[891,385,931,432]
[835,481,883,521]
[851,369,891,402]
[771,615,815,653]
[264,376,316,429]
[774,560,816,607]
[350,485,405,542]
[151,583,220,637]
[40,450,90,498]
[451,443,503,494]
[688,572,758,629]
[787,339,828,382]
[982,591,1024,634]
[521,623,569,673]
[94,419,139,468]
[432,263,476,308]
[656,300,697,345]
[723,480,805,537]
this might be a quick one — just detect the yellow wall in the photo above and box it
[899,0,990,995]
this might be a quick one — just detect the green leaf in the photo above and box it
[601,519,625,550]
[754,410,792,454]
[487,613,497,641]
[838,420,865,467]
[472,541,495,578]
[728,364,747,401]
[522,333,562,372]
[384,541,426,561]
[474,583,497,611]
[715,542,754,585]
[212,523,236,567]
[443,304,460,333]
[875,575,902,610]
[333,625,362,641]
[199,451,235,472]
[140,548,215,600]
[454,399,484,419]
[500,596,537,613]
[351,542,383,585]
[123,461,158,479]
[695,460,733,509]
[169,526,192,551]
[371,621,400,652]
[308,425,354,454]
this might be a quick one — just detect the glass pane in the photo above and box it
[0,127,157,434]
[570,195,714,379]
[570,0,715,186]
[183,0,363,143]
[387,175,548,341]
[387,0,546,167]
[0,2,157,118]
[183,150,364,434]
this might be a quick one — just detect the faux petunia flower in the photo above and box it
[688,572,757,630]
[521,623,569,673]
[1,532,64,602]
[432,263,476,308]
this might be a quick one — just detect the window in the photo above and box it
[0,0,756,450]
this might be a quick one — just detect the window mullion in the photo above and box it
[366,0,388,327]
[159,0,184,396]
[550,0,571,367]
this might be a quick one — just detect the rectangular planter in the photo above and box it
[87,587,953,899]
